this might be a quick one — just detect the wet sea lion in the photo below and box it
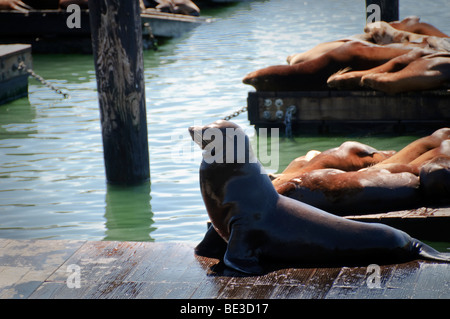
[190,120,450,274]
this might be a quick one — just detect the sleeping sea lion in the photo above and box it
[278,167,421,215]
[243,40,411,91]
[376,128,450,165]
[272,141,394,194]
[189,120,450,274]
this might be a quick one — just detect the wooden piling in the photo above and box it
[88,0,150,185]
[366,0,399,23]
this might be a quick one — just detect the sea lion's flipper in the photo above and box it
[412,239,450,262]
[195,223,228,259]
[224,226,264,275]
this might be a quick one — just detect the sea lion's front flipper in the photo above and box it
[195,223,228,259]
[223,225,264,275]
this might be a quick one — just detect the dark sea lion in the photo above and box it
[419,155,450,205]
[189,120,450,274]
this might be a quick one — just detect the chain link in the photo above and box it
[222,106,248,121]
[18,62,70,99]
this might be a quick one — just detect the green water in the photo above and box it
[0,0,449,248]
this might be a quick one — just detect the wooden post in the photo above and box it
[366,0,399,23]
[88,0,150,185]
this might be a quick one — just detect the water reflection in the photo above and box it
[104,182,156,242]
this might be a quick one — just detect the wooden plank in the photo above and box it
[1,239,449,299]
[345,207,450,242]
[0,239,85,298]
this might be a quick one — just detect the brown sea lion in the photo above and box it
[278,168,421,215]
[243,40,411,91]
[272,141,394,194]
[327,48,434,90]
[0,0,32,11]
[360,52,450,94]
[409,139,450,167]
[189,120,450,274]
[389,16,449,38]
[365,21,450,52]
[376,128,450,165]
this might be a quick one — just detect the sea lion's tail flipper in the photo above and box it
[412,239,450,262]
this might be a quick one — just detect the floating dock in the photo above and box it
[345,206,450,242]
[0,9,211,53]
[0,238,448,300]
[247,90,450,133]
[0,44,31,106]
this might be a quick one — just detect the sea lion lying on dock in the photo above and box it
[244,17,450,93]
[273,128,450,214]
[272,141,395,194]
[327,49,450,94]
[190,120,450,274]
[243,40,411,91]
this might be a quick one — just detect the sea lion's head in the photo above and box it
[188,120,257,165]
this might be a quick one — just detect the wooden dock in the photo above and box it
[0,44,31,106]
[1,238,449,301]
[345,206,450,242]
[247,90,450,133]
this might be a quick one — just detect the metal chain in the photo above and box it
[222,106,248,121]
[17,62,70,98]
[143,22,158,51]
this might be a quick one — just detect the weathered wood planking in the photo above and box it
[0,239,449,299]
[345,206,450,242]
